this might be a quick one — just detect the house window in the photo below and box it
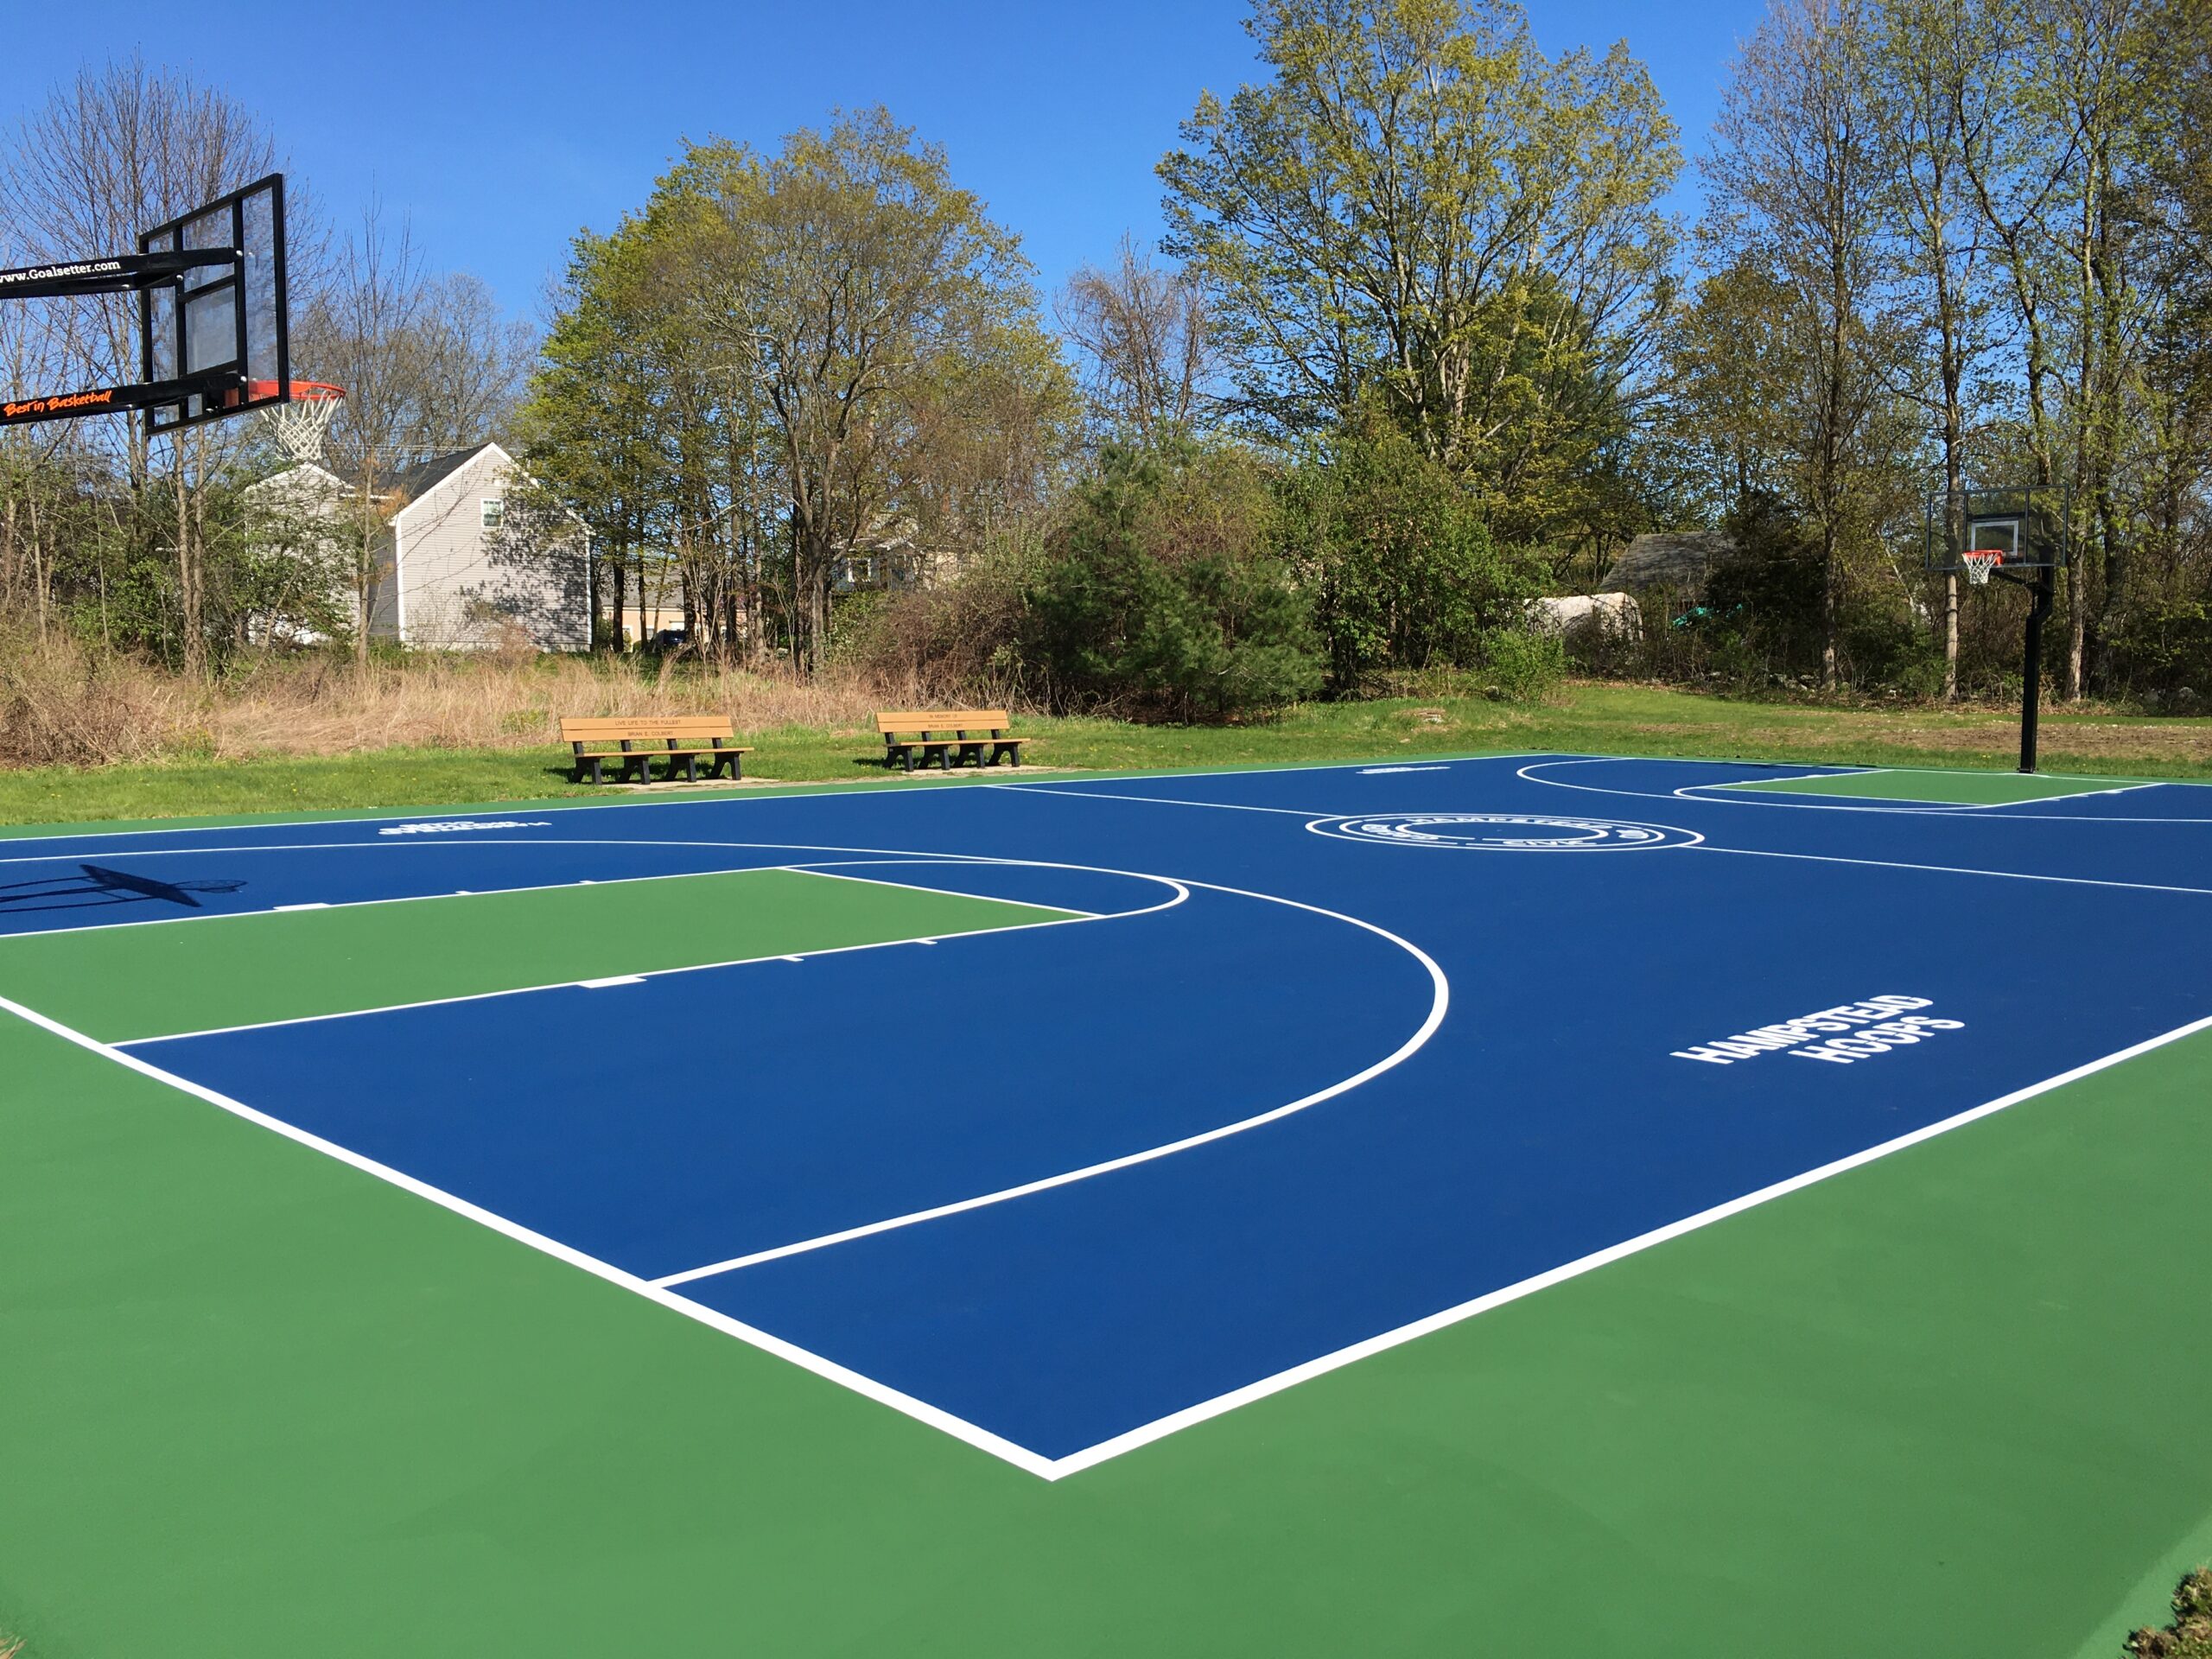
[480,497,505,531]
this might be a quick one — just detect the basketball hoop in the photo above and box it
[1961,549,2004,587]
[251,379,346,464]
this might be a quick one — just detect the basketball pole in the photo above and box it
[2015,569,2052,774]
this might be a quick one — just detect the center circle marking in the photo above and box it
[1310,812,1703,851]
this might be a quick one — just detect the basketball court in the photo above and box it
[4,756,2211,1654]
[6,173,2211,1657]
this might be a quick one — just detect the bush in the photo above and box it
[1472,629,1567,701]
[2127,1567,2212,1657]
[1026,442,1322,721]
[1281,402,1545,690]
[2107,599,2212,710]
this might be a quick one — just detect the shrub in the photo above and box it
[2126,1567,2212,1657]
[1472,628,1567,701]
[1025,442,1322,721]
[1281,402,1545,690]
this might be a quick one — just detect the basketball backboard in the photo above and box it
[1924,483,2068,575]
[137,173,289,435]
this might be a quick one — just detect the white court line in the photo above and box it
[0,852,819,938]
[1702,771,2169,807]
[1519,757,2212,824]
[0,989,1058,1480]
[654,880,1447,1287]
[1042,1009,2212,1477]
[987,783,1333,817]
[791,861,1107,917]
[1688,842,2212,898]
[0,752,1548,849]
[12,808,2210,1478]
[117,866,1183,1047]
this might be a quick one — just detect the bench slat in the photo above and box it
[874,710,1013,734]
[560,716,736,741]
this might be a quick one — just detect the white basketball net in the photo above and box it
[261,385,346,464]
[1961,550,2003,587]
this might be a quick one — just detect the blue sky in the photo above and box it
[5,0,1765,330]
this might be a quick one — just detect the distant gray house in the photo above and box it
[248,442,590,651]
[1599,531,1736,598]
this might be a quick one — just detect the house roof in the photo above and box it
[385,445,495,506]
[1598,531,1736,596]
[245,442,502,507]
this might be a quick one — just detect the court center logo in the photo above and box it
[1309,812,1702,851]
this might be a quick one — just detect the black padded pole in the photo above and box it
[2018,571,2053,774]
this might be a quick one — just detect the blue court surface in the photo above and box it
[3,753,2207,1478]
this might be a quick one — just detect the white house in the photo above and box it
[248,442,590,651]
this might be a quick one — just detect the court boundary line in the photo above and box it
[0,988,1059,1480]
[1704,769,2167,806]
[1041,1008,2212,1476]
[1520,757,2212,823]
[0,846,1449,1479]
[16,771,2210,1478]
[0,851,837,938]
[1687,842,2212,898]
[0,752,1556,849]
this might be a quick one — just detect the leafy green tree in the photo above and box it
[1027,443,1321,719]
[1160,0,1678,542]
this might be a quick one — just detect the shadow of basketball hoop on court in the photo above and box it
[0,864,246,916]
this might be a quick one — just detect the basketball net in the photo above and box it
[260,381,346,465]
[1961,550,2003,587]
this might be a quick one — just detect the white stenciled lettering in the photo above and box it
[1675,995,1966,1066]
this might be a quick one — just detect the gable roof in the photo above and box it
[387,445,494,505]
[385,442,509,525]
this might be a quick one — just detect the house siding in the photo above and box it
[391,448,588,651]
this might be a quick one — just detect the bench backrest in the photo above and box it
[560,715,734,745]
[874,709,1013,735]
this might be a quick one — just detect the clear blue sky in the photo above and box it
[5,0,1765,328]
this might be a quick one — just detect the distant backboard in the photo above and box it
[1925,484,2068,575]
[138,174,289,435]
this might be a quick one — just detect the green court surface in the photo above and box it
[0,868,1071,1044]
[4,964,2211,1655]
[1721,767,2156,804]
[5,771,2212,1659]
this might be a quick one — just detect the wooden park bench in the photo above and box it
[560,716,752,785]
[875,709,1031,772]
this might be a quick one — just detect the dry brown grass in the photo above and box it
[0,632,917,768]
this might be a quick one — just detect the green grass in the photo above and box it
[0,868,1071,1043]
[3,683,2207,830]
[3,986,2209,1656]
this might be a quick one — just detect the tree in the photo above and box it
[1707,0,1898,686]
[1871,0,2003,695]
[680,110,1052,666]
[524,109,1069,670]
[1160,0,1678,542]
[1058,235,1215,445]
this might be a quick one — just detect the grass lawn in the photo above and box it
[0,682,2207,829]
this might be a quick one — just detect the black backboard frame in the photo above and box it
[137,173,290,436]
